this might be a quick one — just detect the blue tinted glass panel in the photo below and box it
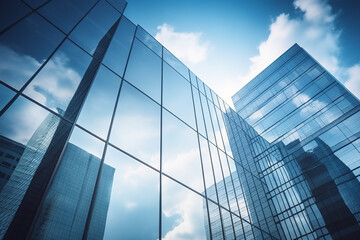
[88,146,159,240]
[135,26,162,57]
[110,82,160,169]
[125,38,161,103]
[209,143,228,209]
[200,93,216,143]
[189,71,197,88]
[163,48,189,80]
[192,86,206,137]
[0,0,30,32]
[24,40,92,114]
[77,66,121,139]
[208,200,224,239]
[31,127,104,239]
[162,110,204,193]
[208,101,224,151]
[0,84,15,111]
[163,62,195,128]
[103,16,135,77]
[162,176,208,239]
[106,0,127,13]
[70,1,121,55]
[0,13,63,89]
[0,97,65,238]
[23,0,48,8]
[199,136,217,202]
[39,0,97,34]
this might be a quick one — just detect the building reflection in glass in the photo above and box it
[286,138,360,239]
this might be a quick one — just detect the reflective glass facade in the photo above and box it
[233,44,360,239]
[1,1,359,240]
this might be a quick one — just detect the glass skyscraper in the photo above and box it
[232,44,360,239]
[0,0,359,239]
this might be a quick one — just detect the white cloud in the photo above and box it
[0,99,49,145]
[25,52,82,110]
[0,44,42,89]
[239,0,344,89]
[344,64,360,99]
[155,23,210,65]
[162,177,207,240]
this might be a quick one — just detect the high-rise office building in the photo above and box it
[0,0,359,239]
[232,44,360,239]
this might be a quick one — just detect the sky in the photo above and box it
[124,0,360,106]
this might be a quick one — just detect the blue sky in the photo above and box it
[124,0,360,106]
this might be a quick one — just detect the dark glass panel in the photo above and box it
[124,38,161,103]
[87,146,159,240]
[0,0,30,32]
[23,0,48,9]
[163,62,196,128]
[0,13,63,89]
[162,176,208,239]
[24,39,92,114]
[162,110,204,193]
[106,0,127,13]
[39,0,97,34]
[70,0,121,55]
[110,82,160,169]
[77,66,121,139]
[31,127,104,239]
[103,16,135,77]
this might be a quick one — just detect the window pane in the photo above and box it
[162,110,204,193]
[0,84,15,111]
[103,16,135,77]
[125,38,161,103]
[208,101,224,151]
[208,200,224,240]
[163,62,195,128]
[24,40,92,114]
[77,66,121,139]
[0,97,68,238]
[110,82,160,169]
[23,0,48,8]
[210,143,228,209]
[192,86,206,137]
[163,48,189,80]
[135,26,162,57]
[39,0,97,34]
[31,127,104,239]
[162,176,208,239]
[0,0,30,32]
[199,136,217,202]
[70,1,121,55]
[200,93,216,143]
[106,0,127,13]
[88,146,159,240]
[189,71,197,88]
[0,13,63,89]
